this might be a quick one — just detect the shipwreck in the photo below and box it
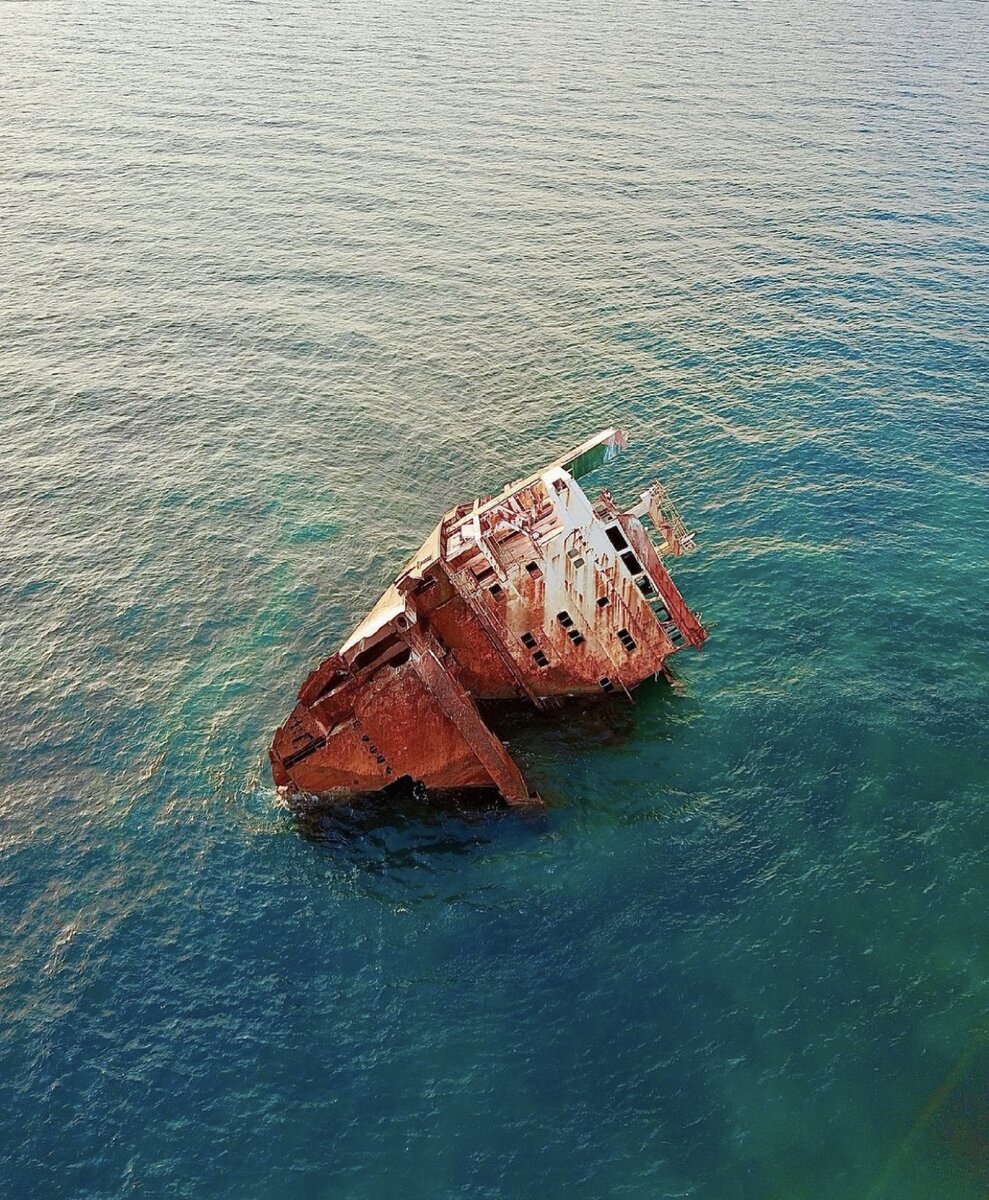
[270,429,707,805]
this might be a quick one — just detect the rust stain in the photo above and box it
[270,428,709,806]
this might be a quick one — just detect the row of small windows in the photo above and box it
[520,612,638,658]
[558,611,636,653]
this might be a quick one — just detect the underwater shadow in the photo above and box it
[482,671,686,781]
[287,776,552,903]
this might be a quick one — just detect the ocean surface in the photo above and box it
[2,2,988,1196]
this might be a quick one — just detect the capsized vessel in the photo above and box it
[270,429,707,804]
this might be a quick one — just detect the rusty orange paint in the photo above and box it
[270,429,708,806]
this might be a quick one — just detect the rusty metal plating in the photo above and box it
[270,429,707,805]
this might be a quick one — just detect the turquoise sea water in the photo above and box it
[2,2,988,1196]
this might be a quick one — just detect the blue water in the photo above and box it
[2,2,988,1196]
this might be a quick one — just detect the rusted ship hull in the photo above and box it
[270,429,707,805]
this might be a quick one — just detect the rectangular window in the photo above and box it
[599,677,615,693]
[636,577,655,597]
[520,632,537,649]
[567,630,585,646]
[533,650,549,668]
[606,526,629,551]
[617,628,636,652]
[489,583,503,598]
[556,611,574,629]
[621,550,642,575]
[596,596,609,608]
[525,561,542,578]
